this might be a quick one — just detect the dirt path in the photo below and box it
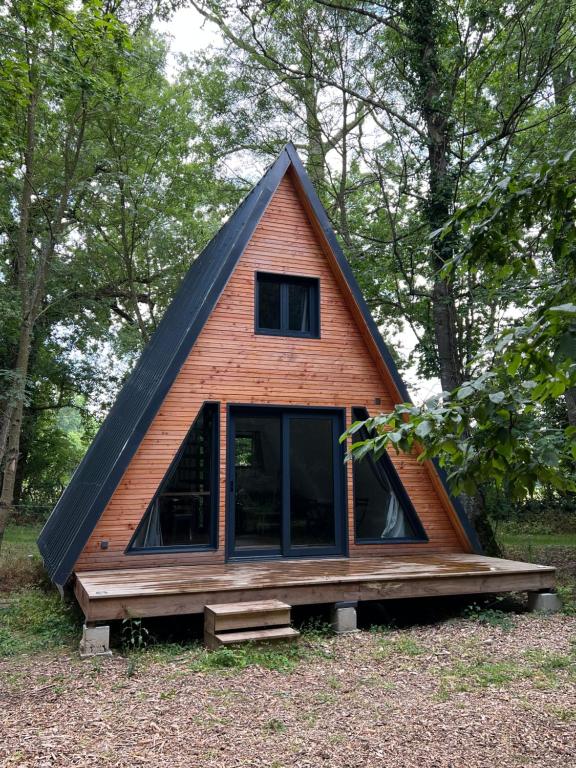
[1,614,575,768]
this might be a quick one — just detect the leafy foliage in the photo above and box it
[1,1,576,538]
[0,3,246,519]
[344,151,576,499]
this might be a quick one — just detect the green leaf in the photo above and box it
[440,439,458,455]
[491,455,507,471]
[550,380,567,397]
[496,441,513,460]
[350,442,373,461]
[415,420,433,438]
[555,331,576,361]
[488,391,505,404]
[346,420,367,436]
[507,353,522,375]
[457,385,475,400]
[540,446,560,467]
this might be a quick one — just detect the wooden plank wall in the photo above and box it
[74,172,468,572]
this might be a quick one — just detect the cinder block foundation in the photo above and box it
[331,601,358,633]
[80,624,112,657]
[527,591,562,614]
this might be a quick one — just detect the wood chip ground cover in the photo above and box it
[1,614,575,767]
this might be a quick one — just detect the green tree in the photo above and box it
[71,31,243,359]
[0,0,133,547]
[188,0,575,389]
[0,6,249,546]
[345,151,576,506]
[187,0,576,549]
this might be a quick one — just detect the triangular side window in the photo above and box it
[127,403,218,551]
[352,407,427,542]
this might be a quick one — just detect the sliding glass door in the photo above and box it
[231,411,282,553]
[228,407,346,558]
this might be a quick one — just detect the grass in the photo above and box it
[440,658,534,692]
[266,718,287,734]
[374,635,426,660]
[1,524,78,658]
[548,706,576,722]
[2,524,42,558]
[498,526,576,615]
[124,623,334,675]
[1,525,46,593]
[463,601,515,630]
[439,650,576,698]
[499,532,576,548]
[438,645,576,696]
[0,588,80,657]
[188,643,309,673]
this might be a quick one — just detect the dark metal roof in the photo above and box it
[38,144,479,587]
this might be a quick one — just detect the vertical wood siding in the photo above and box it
[75,174,467,572]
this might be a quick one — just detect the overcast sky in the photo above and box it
[156,6,221,60]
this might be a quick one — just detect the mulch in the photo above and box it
[1,614,575,767]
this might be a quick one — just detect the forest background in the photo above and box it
[1,0,575,554]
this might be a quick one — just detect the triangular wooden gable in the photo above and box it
[40,145,479,586]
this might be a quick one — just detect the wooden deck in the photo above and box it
[74,554,555,622]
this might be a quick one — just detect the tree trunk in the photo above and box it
[0,319,34,549]
[551,48,573,107]
[0,54,39,549]
[566,387,576,428]
[12,426,28,508]
[118,178,150,342]
[402,0,463,392]
[431,277,462,392]
[462,494,501,557]
[296,31,326,189]
[0,83,88,550]
[405,0,498,553]
[0,399,15,471]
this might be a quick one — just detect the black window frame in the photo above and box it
[125,401,220,554]
[225,403,348,560]
[255,272,320,339]
[352,407,428,545]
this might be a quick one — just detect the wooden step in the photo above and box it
[204,626,300,650]
[205,599,291,634]
[204,599,298,649]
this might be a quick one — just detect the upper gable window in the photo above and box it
[255,272,320,338]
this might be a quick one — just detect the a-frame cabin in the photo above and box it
[38,145,554,646]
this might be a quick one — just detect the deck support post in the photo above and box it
[80,623,112,658]
[527,591,562,614]
[331,601,358,633]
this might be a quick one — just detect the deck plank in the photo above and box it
[74,554,556,621]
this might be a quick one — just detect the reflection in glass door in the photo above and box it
[289,417,336,549]
[232,413,282,553]
[228,407,345,558]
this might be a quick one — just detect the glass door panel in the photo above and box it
[229,407,345,558]
[288,417,336,549]
[233,413,282,552]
